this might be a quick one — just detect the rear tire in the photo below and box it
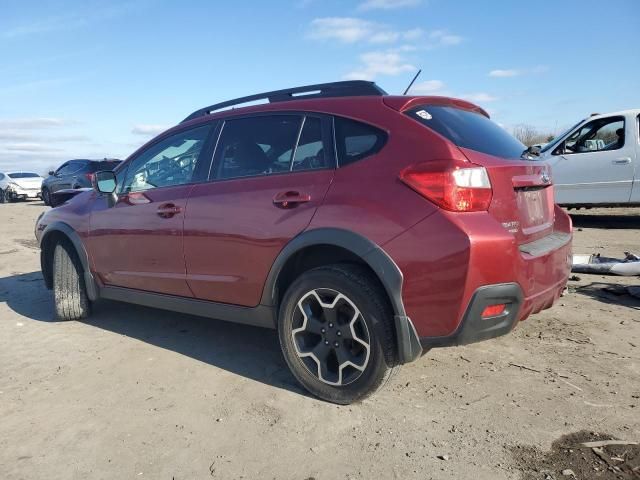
[42,188,51,206]
[53,241,91,321]
[278,264,397,404]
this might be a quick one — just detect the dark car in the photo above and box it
[41,159,121,206]
[35,81,572,404]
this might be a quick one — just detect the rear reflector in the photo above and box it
[481,304,506,318]
[400,160,492,212]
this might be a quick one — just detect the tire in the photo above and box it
[52,241,91,321]
[0,189,5,204]
[42,188,51,206]
[278,264,397,404]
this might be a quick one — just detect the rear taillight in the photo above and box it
[400,160,492,212]
[86,172,95,184]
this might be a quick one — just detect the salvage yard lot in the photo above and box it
[1,202,638,480]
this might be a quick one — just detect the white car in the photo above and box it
[537,109,639,207]
[0,171,44,203]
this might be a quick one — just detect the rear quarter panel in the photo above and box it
[309,100,466,245]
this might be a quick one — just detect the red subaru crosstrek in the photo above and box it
[35,81,572,404]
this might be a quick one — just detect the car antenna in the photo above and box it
[402,69,422,95]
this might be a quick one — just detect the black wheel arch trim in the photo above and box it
[39,221,99,301]
[260,227,423,364]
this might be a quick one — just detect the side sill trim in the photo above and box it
[99,286,276,329]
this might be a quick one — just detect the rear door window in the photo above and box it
[407,105,526,159]
[211,115,303,180]
[334,117,387,166]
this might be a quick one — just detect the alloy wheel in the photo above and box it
[291,288,371,386]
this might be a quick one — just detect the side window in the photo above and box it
[65,161,85,175]
[556,117,625,154]
[123,125,210,193]
[334,117,387,166]
[55,162,72,175]
[291,117,326,171]
[212,115,302,180]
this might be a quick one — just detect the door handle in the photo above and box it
[156,203,182,218]
[273,191,311,208]
[612,157,631,165]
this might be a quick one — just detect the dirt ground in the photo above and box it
[0,202,638,480]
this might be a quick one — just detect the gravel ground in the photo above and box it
[0,202,638,480]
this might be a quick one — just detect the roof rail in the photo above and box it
[181,80,387,123]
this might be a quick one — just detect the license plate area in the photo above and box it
[515,187,553,235]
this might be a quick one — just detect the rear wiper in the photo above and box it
[521,145,541,160]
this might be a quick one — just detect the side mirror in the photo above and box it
[48,170,55,176]
[95,170,117,194]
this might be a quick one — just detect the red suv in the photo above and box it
[35,81,572,404]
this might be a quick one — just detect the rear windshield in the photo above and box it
[407,105,526,159]
[8,172,40,178]
[96,160,121,171]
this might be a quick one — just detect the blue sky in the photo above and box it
[1,0,638,173]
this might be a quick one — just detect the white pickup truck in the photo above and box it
[537,109,639,207]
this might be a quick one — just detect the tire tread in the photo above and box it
[53,241,90,321]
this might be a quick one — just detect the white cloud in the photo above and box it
[488,65,549,77]
[358,0,422,10]
[403,28,424,41]
[489,69,520,78]
[428,30,463,46]
[0,132,88,142]
[461,92,498,103]
[409,80,445,94]
[0,117,69,129]
[309,18,382,43]
[308,18,424,45]
[344,51,416,81]
[3,143,64,153]
[131,124,169,136]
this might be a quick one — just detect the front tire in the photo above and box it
[0,189,5,204]
[53,241,91,321]
[278,265,397,404]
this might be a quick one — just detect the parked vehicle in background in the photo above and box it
[0,172,43,203]
[35,81,572,403]
[41,159,121,206]
[537,109,640,207]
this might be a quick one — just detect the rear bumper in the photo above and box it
[420,283,523,348]
[382,205,572,343]
[7,187,41,199]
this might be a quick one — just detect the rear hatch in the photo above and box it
[7,173,43,190]
[404,104,555,245]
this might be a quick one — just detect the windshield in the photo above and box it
[539,118,586,153]
[8,172,40,179]
[407,105,526,159]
